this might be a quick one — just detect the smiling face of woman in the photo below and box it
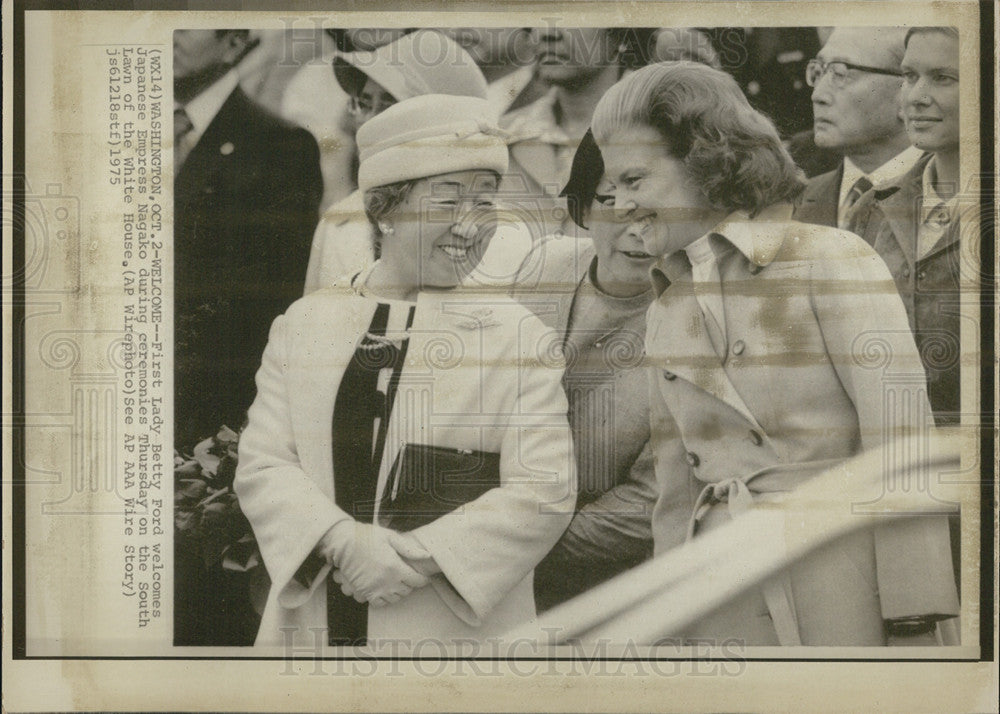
[598,124,725,259]
[588,178,656,297]
[376,170,499,298]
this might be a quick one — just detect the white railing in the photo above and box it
[508,433,963,645]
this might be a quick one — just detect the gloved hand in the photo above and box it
[387,531,442,577]
[317,520,429,606]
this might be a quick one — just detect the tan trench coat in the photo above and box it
[645,204,959,645]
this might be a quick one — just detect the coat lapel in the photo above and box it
[175,88,244,207]
[648,271,763,430]
[287,294,379,495]
[370,293,487,519]
[921,210,962,260]
[553,252,596,338]
[877,171,923,268]
[793,165,842,227]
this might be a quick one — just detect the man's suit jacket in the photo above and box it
[848,153,961,425]
[174,87,322,449]
[645,205,958,644]
[235,288,575,650]
[791,163,842,228]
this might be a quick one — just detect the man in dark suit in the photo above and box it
[173,30,322,452]
[794,27,923,229]
[173,29,321,647]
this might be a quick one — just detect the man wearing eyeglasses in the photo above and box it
[794,27,924,229]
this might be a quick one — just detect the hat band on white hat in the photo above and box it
[359,118,506,162]
[358,130,509,191]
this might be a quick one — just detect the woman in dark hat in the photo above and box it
[520,130,658,612]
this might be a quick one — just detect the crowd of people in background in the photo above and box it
[172,24,966,648]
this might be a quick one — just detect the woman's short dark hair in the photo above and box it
[591,61,805,216]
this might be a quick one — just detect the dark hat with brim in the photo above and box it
[559,129,605,230]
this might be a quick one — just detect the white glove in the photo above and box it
[387,531,441,577]
[318,520,429,605]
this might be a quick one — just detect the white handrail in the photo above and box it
[509,433,962,644]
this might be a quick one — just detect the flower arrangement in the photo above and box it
[175,426,269,638]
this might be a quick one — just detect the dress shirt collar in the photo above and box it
[650,202,794,297]
[920,155,959,225]
[178,69,240,144]
[839,146,925,206]
[684,233,715,267]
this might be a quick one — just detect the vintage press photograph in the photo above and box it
[168,23,972,650]
[3,3,995,712]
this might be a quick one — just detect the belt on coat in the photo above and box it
[685,458,845,647]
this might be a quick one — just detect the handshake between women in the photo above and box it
[317,521,439,608]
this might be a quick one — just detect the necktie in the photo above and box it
[174,107,195,175]
[839,176,873,229]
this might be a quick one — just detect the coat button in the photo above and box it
[917,269,927,281]
[749,430,763,446]
[901,266,911,279]
[732,340,746,356]
[663,370,677,381]
[686,451,700,468]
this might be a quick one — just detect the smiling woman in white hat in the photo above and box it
[235,93,576,651]
[301,30,499,295]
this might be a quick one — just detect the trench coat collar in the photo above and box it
[649,203,793,297]
[644,206,794,431]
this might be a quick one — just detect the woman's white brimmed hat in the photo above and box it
[333,30,488,102]
[356,94,509,191]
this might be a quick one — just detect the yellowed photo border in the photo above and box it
[3,2,996,711]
